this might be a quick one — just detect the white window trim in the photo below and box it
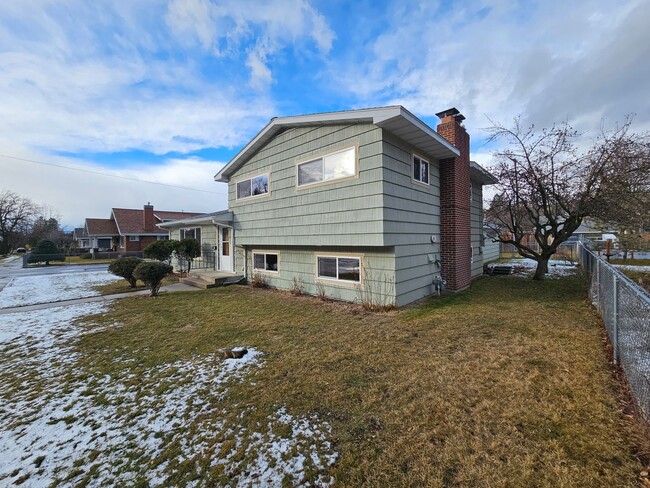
[411,153,430,187]
[252,250,280,274]
[315,254,363,286]
[129,235,140,241]
[235,173,271,200]
[296,145,359,190]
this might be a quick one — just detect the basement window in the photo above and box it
[253,252,279,272]
[317,256,361,283]
[412,154,429,185]
[237,174,269,199]
[297,147,357,187]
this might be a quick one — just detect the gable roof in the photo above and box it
[85,218,118,236]
[111,208,203,235]
[73,227,87,239]
[215,105,461,182]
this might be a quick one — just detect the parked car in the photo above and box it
[15,247,26,253]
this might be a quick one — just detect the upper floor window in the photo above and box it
[297,147,356,188]
[237,174,269,199]
[412,155,429,185]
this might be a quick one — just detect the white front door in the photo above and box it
[219,226,232,272]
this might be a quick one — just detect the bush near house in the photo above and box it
[108,256,143,288]
[143,240,176,263]
[133,261,173,297]
[27,239,65,265]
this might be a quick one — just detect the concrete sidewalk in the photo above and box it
[0,282,201,315]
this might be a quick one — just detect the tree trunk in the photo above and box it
[532,258,549,280]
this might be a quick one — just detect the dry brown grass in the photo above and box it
[77,275,646,486]
[619,270,650,294]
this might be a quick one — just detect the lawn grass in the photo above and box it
[73,274,646,486]
[94,275,179,295]
[620,270,650,294]
[610,258,650,266]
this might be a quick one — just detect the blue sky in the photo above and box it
[0,0,648,226]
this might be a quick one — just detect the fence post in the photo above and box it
[596,258,600,311]
[612,274,618,365]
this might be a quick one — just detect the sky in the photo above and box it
[1,0,648,228]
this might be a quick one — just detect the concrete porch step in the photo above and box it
[180,276,217,289]
[180,272,245,289]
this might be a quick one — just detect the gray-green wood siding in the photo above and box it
[381,132,444,306]
[471,182,483,278]
[239,246,396,305]
[229,124,385,247]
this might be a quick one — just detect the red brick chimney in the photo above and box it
[436,108,472,291]
[143,203,154,232]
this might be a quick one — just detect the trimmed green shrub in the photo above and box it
[133,261,173,297]
[175,238,201,273]
[80,253,92,259]
[143,239,176,263]
[108,256,143,288]
[28,239,65,265]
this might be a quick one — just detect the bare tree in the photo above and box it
[486,117,649,280]
[0,190,39,255]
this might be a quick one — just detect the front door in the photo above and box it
[219,227,232,272]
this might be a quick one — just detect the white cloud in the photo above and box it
[165,0,335,87]
[324,0,650,141]
[0,0,333,156]
[0,145,227,227]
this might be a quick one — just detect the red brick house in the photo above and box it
[80,204,202,256]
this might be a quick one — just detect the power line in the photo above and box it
[0,154,227,195]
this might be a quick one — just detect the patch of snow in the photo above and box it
[0,270,120,309]
[613,264,650,272]
[0,304,337,486]
[488,258,579,278]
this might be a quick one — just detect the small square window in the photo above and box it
[129,235,139,241]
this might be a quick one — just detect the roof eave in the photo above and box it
[214,106,461,183]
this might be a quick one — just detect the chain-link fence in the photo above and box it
[578,241,650,420]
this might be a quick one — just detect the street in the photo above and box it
[0,257,108,293]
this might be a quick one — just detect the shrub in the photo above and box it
[28,239,64,265]
[80,253,93,259]
[108,256,143,288]
[133,261,173,297]
[250,272,268,288]
[175,238,201,273]
[143,240,176,263]
[290,276,304,296]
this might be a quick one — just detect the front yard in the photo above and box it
[0,272,646,486]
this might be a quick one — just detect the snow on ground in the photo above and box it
[612,264,650,272]
[0,270,121,309]
[488,258,579,278]
[0,269,338,486]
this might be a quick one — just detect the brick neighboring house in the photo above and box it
[80,204,202,256]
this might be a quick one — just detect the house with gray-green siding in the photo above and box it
[162,106,496,307]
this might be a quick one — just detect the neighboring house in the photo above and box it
[73,227,91,249]
[79,204,202,255]
[162,106,497,307]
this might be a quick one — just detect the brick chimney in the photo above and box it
[143,203,154,232]
[436,108,472,291]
